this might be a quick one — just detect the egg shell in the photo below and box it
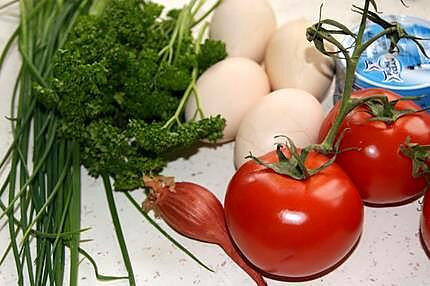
[265,18,335,101]
[185,57,270,143]
[234,88,325,168]
[210,0,276,63]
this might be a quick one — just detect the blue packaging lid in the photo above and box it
[339,15,430,108]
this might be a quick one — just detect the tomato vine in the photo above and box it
[255,0,430,180]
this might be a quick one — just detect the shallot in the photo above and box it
[143,176,266,286]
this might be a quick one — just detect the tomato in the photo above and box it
[319,88,430,205]
[422,192,430,253]
[224,149,363,278]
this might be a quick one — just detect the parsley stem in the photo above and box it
[191,0,224,28]
[162,67,198,129]
[163,19,209,129]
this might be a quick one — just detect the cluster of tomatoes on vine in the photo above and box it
[223,0,430,279]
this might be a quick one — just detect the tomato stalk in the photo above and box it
[400,138,430,189]
[307,0,427,152]
[247,136,338,180]
[316,0,370,151]
[361,95,430,124]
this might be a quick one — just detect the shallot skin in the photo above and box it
[154,181,228,243]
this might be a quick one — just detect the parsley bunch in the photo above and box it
[35,0,227,190]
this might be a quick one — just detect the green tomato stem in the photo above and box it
[355,0,371,45]
[316,0,414,153]
[356,27,398,55]
[319,0,370,151]
[320,60,357,150]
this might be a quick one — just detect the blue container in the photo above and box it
[335,15,430,109]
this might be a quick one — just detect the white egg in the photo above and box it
[185,57,270,143]
[234,88,325,168]
[209,0,276,63]
[265,18,335,101]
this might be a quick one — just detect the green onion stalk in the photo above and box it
[0,1,90,286]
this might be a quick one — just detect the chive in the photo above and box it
[0,120,57,220]
[8,156,23,286]
[0,27,18,71]
[12,8,34,282]
[34,236,47,286]
[57,5,84,50]
[0,172,11,198]
[0,243,12,265]
[20,148,71,245]
[0,0,18,10]
[0,1,89,284]
[124,192,214,272]
[0,98,36,172]
[53,142,65,286]
[52,176,73,251]
[18,45,48,87]
[102,175,136,286]
[77,247,129,281]
[18,179,35,286]
[9,67,23,134]
[68,141,81,286]
[42,241,53,286]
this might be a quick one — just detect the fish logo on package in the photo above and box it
[364,54,403,83]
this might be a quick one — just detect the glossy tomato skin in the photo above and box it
[224,150,363,278]
[319,88,430,205]
[421,193,430,253]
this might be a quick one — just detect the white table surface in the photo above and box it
[1,0,430,285]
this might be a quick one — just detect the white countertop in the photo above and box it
[1,1,430,285]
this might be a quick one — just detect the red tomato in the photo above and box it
[319,88,430,205]
[422,192,430,253]
[224,149,363,278]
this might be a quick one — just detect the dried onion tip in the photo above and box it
[143,176,266,286]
